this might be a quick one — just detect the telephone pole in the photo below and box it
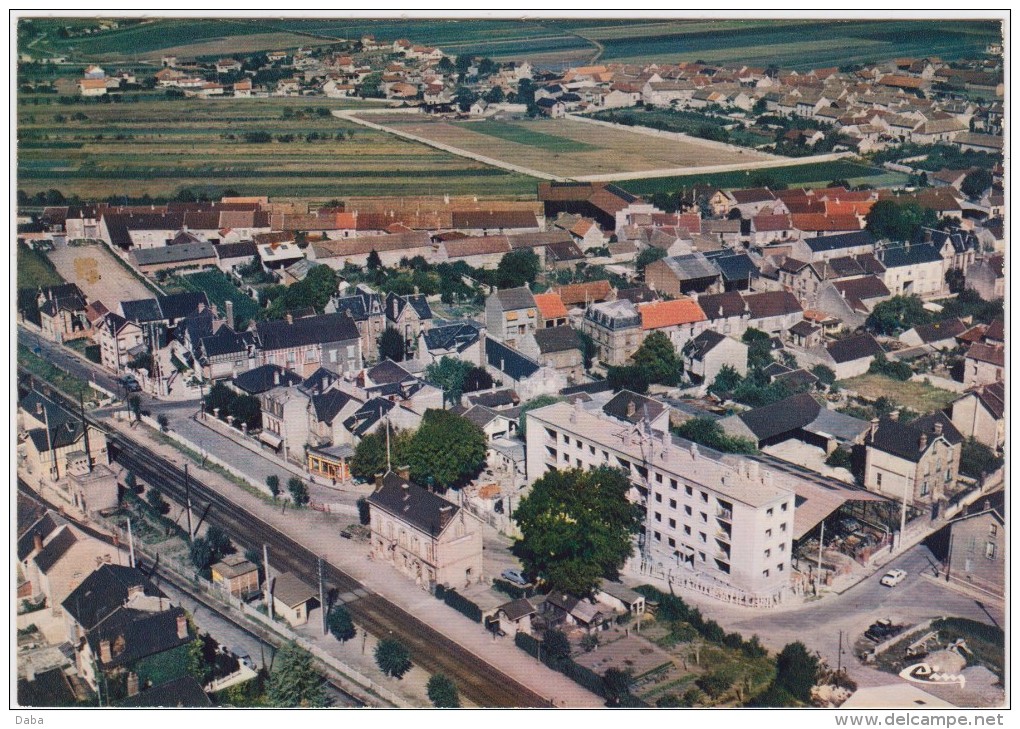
[184,464,193,540]
[318,557,327,636]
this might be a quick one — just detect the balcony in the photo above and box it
[716,508,733,521]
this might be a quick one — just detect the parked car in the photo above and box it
[864,618,901,643]
[500,568,529,586]
[880,569,908,587]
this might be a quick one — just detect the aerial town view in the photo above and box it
[13,13,1006,714]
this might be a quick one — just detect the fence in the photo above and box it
[636,561,786,609]
[130,539,408,708]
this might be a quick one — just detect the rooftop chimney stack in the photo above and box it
[99,640,112,664]
[918,433,928,451]
[870,417,879,441]
[273,371,280,386]
[285,313,294,325]
[934,422,943,437]
[127,673,139,698]
[176,614,188,640]
[33,533,43,553]
[225,300,235,330]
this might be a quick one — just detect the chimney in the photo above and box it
[273,370,280,386]
[210,303,218,319]
[870,417,879,441]
[33,532,43,553]
[99,640,112,664]
[127,672,140,698]
[126,583,144,600]
[934,422,943,437]
[176,614,188,640]
[397,466,410,480]
[35,400,43,416]
[689,442,699,460]
[285,313,294,325]
[225,300,235,329]
[918,433,928,451]
[889,410,899,422]
[626,400,637,418]
[197,301,206,314]
[438,504,454,528]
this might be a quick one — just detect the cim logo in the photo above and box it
[899,662,966,689]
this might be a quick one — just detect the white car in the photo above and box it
[880,569,908,587]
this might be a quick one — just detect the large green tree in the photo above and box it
[288,476,309,506]
[374,638,412,679]
[961,169,993,199]
[513,467,642,595]
[425,356,474,405]
[426,674,460,708]
[378,326,405,362]
[267,642,327,707]
[775,642,819,703]
[265,264,338,319]
[350,427,413,481]
[865,199,938,241]
[495,249,540,289]
[631,331,683,386]
[406,409,486,491]
[327,604,356,642]
[865,295,932,335]
[959,437,1003,478]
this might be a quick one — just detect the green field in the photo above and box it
[16,97,535,200]
[165,269,261,330]
[838,373,958,414]
[618,160,908,194]
[462,120,598,153]
[17,243,65,290]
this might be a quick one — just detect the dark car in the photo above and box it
[864,619,901,643]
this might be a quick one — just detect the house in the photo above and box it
[117,675,212,708]
[595,579,646,617]
[863,413,962,511]
[742,291,803,335]
[645,253,721,297]
[367,471,483,589]
[495,598,538,636]
[36,284,89,342]
[78,78,108,96]
[326,286,386,362]
[17,508,66,600]
[26,524,115,609]
[20,407,109,484]
[538,182,652,233]
[258,386,309,461]
[639,297,709,352]
[210,554,260,600]
[384,292,433,359]
[269,571,317,627]
[214,241,258,272]
[485,337,566,400]
[720,392,870,453]
[899,318,969,350]
[729,187,782,217]
[580,298,643,367]
[950,381,1004,451]
[518,326,584,383]
[533,292,569,329]
[792,231,876,263]
[418,320,484,365]
[196,325,256,381]
[536,97,566,117]
[815,275,892,329]
[601,390,670,432]
[944,502,1004,600]
[253,312,362,378]
[554,280,615,309]
[877,242,948,297]
[542,593,611,634]
[525,401,796,601]
[456,405,519,442]
[215,58,242,74]
[485,286,537,348]
[823,332,885,379]
[682,330,748,384]
[963,342,1004,388]
[231,363,302,397]
[62,565,192,693]
[965,255,1004,301]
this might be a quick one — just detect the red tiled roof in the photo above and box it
[533,293,569,321]
[639,298,707,330]
[554,280,614,306]
[790,214,862,233]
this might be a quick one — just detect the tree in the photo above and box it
[518,395,562,439]
[327,604,356,642]
[190,537,215,572]
[205,381,236,417]
[865,199,937,241]
[635,246,667,276]
[425,356,474,405]
[514,467,643,595]
[495,249,540,289]
[206,526,232,559]
[945,267,966,294]
[542,629,572,662]
[265,264,339,318]
[673,417,757,454]
[603,668,635,707]
[775,642,819,702]
[287,477,309,506]
[146,486,168,515]
[630,331,683,386]
[742,327,774,371]
[267,642,327,707]
[960,168,993,199]
[378,326,405,362]
[374,638,412,679]
[406,409,486,491]
[229,395,262,431]
[366,249,382,271]
[426,674,460,708]
[128,395,142,421]
[959,437,1003,478]
[606,364,649,394]
[810,364,837,386]
[350,428,413,481]
[356,496,371,525]
[156,413,170,432]
[866,295,932,335]
[266,474,280,500]
[709,364,744,397]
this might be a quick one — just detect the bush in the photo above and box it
[426,674,460,708]
[327,605,356,642]
[869,352,912,381]
[825,447,853,470]
[442,589,482,623]
[356,497,370,525]
[374,639,412,679]
[287,477,309,506]
[696,671,733,699]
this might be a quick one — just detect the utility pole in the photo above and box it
[263,544,274,619]
[184,464,193,540]
[318,557,327,636]
[385,411,392,474]
[815,520,825,594]
[837,630,843,675]
[127,518,135,568]
[79,392,92,471]
[899,479,910,550]
[945,531,954,583]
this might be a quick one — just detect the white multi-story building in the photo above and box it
[525,401,795,601]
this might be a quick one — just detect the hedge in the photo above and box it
[440,587,483,623]
[492,578,536,600]
[514,630,541,659]
[511,630,608,699]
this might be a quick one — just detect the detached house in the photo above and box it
[36,284,89,343]
[367,471,483,590]
[950,381,1004,451]
[254,312,362,378]
[682,330,748,384]
[485,286,537,348]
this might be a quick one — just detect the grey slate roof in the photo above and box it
[682,329,727,360]
[495,287,536,311]
[17,511,68,562]
[158,291,210,321]
[199,325,254,359]
[367,471,460,538]
[87,605,190,670]
[311,389,358,425]
[698,291,747,319]
[232,364,302,395]
[827,333,883,363]
[132,241,216,267]
[421,320,482,354]
[603,390,666,425]
[704,251,760,282]
[532,325,581,354]
[366,359,416,386]
[255,312,360,350]
[878,242,944,268]
[118,675,212,708]
[486,338,540,381]
[736,392,822,441]
[120,298,163,323]
[805,230,876,253]
[62,564,165,631]
[343,397,394,437]
[660,253,720,281]
[33,527,79,574]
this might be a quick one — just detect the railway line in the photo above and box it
[20,376,552,708]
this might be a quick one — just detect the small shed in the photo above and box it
[495,598,537,636]
[595,579,646,617]
[211,554,260,599]
[269,572,317,627]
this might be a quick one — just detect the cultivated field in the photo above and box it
[16,97,535,201]
[367,115,777,179]
[166,270,260,330]
[838,373,958,414]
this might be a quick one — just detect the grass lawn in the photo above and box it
[838,373,958,413]
[17,243,65,290]
[17,343,100,405]
[462,120,599,153]
[166,269,261,330]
